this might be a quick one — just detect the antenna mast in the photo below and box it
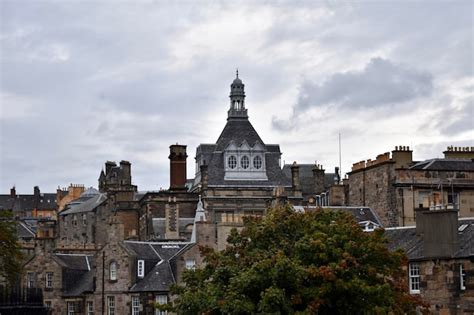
[339,133,342,184]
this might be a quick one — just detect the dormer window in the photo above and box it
[240,156,249,169]
[253,156,262,169]
[228,156,237,169]
[109,261,117,281]
[137,260,144,278]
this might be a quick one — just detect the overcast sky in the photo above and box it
[1,1,473,193]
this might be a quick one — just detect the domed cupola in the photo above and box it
[228,70,248,119]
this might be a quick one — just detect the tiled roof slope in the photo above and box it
[409,159,474,171]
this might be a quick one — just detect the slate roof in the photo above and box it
[0,193,57,212]
[409,159,474,171]
[59,193,107,215]
[298,206,382,226]
[16,221,36,239]
[385,218,474,260]
[52,253,94,297]
[126,241,193,293]
[215,119,264,152]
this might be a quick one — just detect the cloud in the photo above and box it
[272,57,433,131]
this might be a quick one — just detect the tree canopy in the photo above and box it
[0,210,23,285]
[170,205,426,314]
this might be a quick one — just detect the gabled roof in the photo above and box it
[16,221,36,239]
[126,241,194,293]
[0,193,58,212]
[52,254,94,297]
[385,218,474,260]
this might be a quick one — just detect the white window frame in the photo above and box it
[27,272,35,288]
[72,214,77,226]
[228,155,237,169]
[45,300,52,308]
[87,301,93,315]
[240,155,250,169]
[409,262,420,294]
[132,296,140,315]
[82,213,87,226]
[109,261,117,281]
[185,259,196,270]
[460,264,466,290]
[253,155,262,169]
[137,260,145,278]
[155,295,167,315]
[45,272,53,288]
[107,296,115,315]
[67,301,77,315]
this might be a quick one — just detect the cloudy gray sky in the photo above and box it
[1,0,473,193]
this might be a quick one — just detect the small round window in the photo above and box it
[228,156,237,169]
[241,156,250,169]
[253,156,262,169]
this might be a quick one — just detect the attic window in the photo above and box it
[253,156,262,169]
[241,156,250,169]
[228,156,237,169]
[137,260,144,278]
[185,259,196,270]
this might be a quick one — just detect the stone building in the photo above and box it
[386,210,474,314]
[56,184,85,212]
[347,146,474,227]
[138,145,199,242]
[190,73,336,247]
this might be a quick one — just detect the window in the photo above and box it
[109,261,117,281]
[72,215,77,226]
[82,214,87,225]
[253,155,262,169]
[132,296,140,315]
[107,296,115,315]
[137,260,144,278]
[409,263,420,294]
[155,295,167,315]
[460,264,466,290]
[45,272,53,288]
[45,301,52,308]
[27,272,35,288]
[185,259,196,270]
[228,155,237,169]
[67,301,77,315]
[240,155,249,169]
[87,301,94,315]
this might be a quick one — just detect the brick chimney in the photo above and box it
[169,144,187,190]
[291,162,300,191]
[34,186,40,196]
[105,161,116,175]
[10,186,16,198]
[415,209,459,258]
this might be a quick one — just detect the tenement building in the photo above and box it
[347,146,474,227]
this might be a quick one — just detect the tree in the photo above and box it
[0,210,23,285]
[170,205,427,314]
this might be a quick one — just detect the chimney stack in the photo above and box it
[290,162,300,191]
[169,144,187,190]
[415,209,459,258]
[34,186,40,196]
[10,186,16,198]
[312,164,325,194]
[119,160,131,185]
[105,161,116,175]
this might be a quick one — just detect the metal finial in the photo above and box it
[236,69,239,78]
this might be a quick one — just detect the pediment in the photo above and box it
[239,140,251,151]
[225,141,238,151]
[252,141,265,151]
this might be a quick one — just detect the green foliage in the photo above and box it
[171,205,426,314]
[0,210,23,285]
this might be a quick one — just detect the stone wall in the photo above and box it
[417,258,474,314]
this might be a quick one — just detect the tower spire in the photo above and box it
[228,71,247,120]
